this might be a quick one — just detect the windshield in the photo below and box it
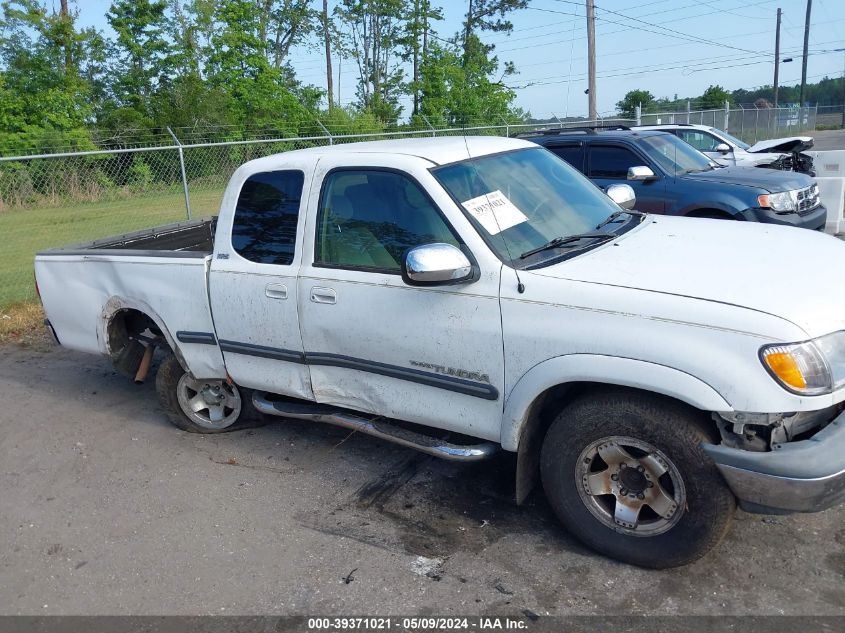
[432,148,625,267]
[711,128,750,150]
[640,134,714,176]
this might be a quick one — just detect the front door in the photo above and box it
[297,157,505,441]
[208,165,313,400]
[587,143,666,213]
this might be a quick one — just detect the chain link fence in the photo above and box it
[639,105,817,144]
[816,105,845,129]
[0,110,805,308]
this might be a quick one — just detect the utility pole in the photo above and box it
[322,0,333,109]
[773,8,781,107]
[841,49,845,127]
[586,0,597,121]
[799,0,812,106]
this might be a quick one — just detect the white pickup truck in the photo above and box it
[35,136,845,568]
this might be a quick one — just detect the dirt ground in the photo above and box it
[0,344,843,617]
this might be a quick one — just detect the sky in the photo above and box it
[74,0,845,119]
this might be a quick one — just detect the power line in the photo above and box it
[514,32,844,73]
[495,12,844,56]
[539,0,763,56]
[506,47,843,89]
[498,0,776,54]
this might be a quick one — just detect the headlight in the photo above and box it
[760,331,845,395]
[757,191,796,212]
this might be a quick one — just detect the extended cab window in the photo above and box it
[547,144,585,172]
[232,170,304,265]
[588,145,642,179]
[316,170,460,272]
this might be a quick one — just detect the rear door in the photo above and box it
[208,161,314,400]
[587,143,666,213]
[545,142,586,173]
[674,129,734,165]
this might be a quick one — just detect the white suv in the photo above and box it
[633,123,814,174]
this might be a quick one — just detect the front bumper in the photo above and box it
[703,408,845,514]
[740,203,827,231]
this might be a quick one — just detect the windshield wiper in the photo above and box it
[596,209,645,229]
[519,231,615,259]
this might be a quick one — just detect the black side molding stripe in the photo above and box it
[216,341,498,400]
[306,352,499,401]
[218,339,305,363]
[176,331,217,345]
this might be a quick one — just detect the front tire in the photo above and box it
[155,354,262,433]
[540,389,735,568]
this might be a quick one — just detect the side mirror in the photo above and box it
[605,183,636,210]
[627,166,656,181]
[715,143,731,154]
[402,243,474,286]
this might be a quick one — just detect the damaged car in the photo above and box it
[633,123,815,175]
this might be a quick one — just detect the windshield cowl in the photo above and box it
[520,217,642,269]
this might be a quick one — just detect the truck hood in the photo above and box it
[682,165,812,192]
[747,136,813,154]
[532,216,845,337]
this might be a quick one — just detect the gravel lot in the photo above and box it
[1,344,843,617]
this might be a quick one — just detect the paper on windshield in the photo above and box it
[460,190,528,235]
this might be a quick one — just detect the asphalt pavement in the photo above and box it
[809,128,845,151]
[1,345,843,616]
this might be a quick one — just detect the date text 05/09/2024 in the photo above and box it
[306,617,531,630]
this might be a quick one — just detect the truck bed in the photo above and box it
[34,216,222,377]
[38,217,216,257]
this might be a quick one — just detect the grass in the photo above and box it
[1,187,224,308]
[0,301,49,349]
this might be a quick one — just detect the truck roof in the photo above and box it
[246,135,536,168]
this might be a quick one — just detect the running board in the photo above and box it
[252,393,499,462]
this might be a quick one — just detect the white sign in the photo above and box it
[461,190,528,235]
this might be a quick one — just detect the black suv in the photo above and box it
[520,127,825,230]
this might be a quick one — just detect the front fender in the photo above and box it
[500,354,733,451]
[672,182,751,218]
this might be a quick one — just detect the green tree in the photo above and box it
[462,0,526,63]
[106,0,171,112]
[699,84,732,109]
[400,0,442,115]
[0,0,102,150]
[418,34,518,127]
[335,0,408,123]
[616,89,655,118]
[166,0,203,79]
[206,0,313,131]
[261,0,316,70]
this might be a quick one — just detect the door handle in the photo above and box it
[265,283,288,300]
[310,287,337,304]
